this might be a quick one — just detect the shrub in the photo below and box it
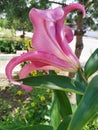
[0,40,26,53]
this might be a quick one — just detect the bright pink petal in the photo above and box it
[5,57,33,92]
[64,3,85,18]
[19,63,34,79]
[20,84,33,92]
[29,8,66,60]
[55,3,85,65]
[44,17,80,67]
[31,7,64,22]
[29,3,85,67]
[5,51,78,90]
[6,51,76,74]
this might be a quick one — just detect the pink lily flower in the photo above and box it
[5,3,85,92]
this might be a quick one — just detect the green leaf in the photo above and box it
[84,48,98,78]
[50,90,72,130]
[15,125,53,130]
[54,91,72,118]
[22,75,84,95]
[68,75,98,130]
[50,91,61,130]
[76,69,87,104]
[57,115,72,130]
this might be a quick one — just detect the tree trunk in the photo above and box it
[75,0,84,58]
[69,0,84,78]
[75,17,84,59]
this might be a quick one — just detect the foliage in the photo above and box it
[0,0,51,31]
[84,0,98,30]
[0,84,52,129]
[66,0,98,31]
[0,49,98,130]
[0,0,98,31]
[0,40,26,53]
[0,19,8,28]
[21,49,98,130]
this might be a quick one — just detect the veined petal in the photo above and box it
[29,3,85,67]
[6,51,76,73]
[45,20,80,67]
[29,8,67,60]
[5,51,77,90]
[30,9,79,67]
[55,3,85,65]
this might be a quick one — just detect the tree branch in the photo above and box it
[48,1,67,6]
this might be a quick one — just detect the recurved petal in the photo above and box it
[5,57,33,92]
[64,3,85,19]
[6,51,77,90]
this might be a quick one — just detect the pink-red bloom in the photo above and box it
[5,3,85,92]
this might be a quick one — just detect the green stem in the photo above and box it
[76,68,87,104]
[77,68,88,86]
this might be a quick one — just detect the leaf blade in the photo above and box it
[50,91,61,130]
[15,125,53,130]
[84,48,98,78]
[54,91,72,118]
[68,75,98,130]
[22,75,84,95]
[57,115,72,130]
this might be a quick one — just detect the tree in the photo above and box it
[74,0,85,59]
[0,0,51,31]
[73,0,98,58]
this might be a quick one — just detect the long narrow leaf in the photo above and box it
[84,48,98,78]
[68,75,98,130]
[50,90,72,130]
[57,115,72,130]
[54,91,72,118]
[50,91,61,130]
[22,75,84,95]
[15,125,53,130]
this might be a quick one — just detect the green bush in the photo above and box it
[0,84,52,129]
[0,40,26,53]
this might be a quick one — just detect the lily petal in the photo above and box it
[63,3,85,18]
[29,3,85,67]
[29,8,65,59]
[6,51,77,91]
[5,57,33,92]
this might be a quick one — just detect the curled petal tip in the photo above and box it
[81,5,86,18]
[64,3,86,18]
[20,83,33,92]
